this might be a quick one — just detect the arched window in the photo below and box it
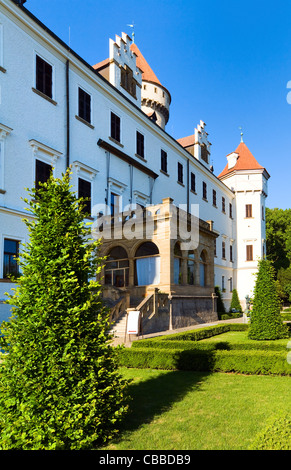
[135,242,160,286]
[200,251,207,287]
[187,250,195,285]
[105,246,129,287]
[174,242,183,285]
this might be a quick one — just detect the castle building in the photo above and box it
[0,0,270,333]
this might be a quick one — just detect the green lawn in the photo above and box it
[101,329,291,450]
[101,368,290,451]
[200,330,290,347]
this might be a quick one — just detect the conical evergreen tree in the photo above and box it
[215,286,226,317]
[248,258,289,340]
[229,289,242,313]
[0,171,128,450]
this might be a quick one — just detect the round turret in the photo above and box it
[131,43,171,129]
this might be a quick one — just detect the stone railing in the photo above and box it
[109,296,128,325]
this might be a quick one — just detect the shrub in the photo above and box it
[248,259,289,340]
[119,347,291,375]
[131,338,288,352]
[229,289,242,313]
[0,172,129,450]
[249,415,291,450]
[158,323,248,342]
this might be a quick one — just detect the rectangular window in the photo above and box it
[3,239,19,279]
[203,182,207,200]
[111,192,120,217]
[36,55,53,99]
[246,245,253,261]
[121,66,136,97]
[229,203,233,218]
[212,189,217,206]
[78,178,91,216]
[246,204,252,218]
[222,197,226,213]
[178,162,183,184]
[190,172,196,192]
[222,275,225,291]
[222,241,226,259]
[230,245,233,262]
[78,87,91,123]
[111,112,121,142]
[262,206,265,220]
[35,159,52,191]
[229,277,233,292]
[136,131,145,158]
[161,150,167,173]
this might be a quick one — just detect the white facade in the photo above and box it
[0,0,269,320]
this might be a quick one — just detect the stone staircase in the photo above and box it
[110,312,128,339]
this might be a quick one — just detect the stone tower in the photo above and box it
[130,43,171,130]
[218,140,270,307]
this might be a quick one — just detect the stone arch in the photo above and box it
[104,245,129,287]
[134,241,160,286]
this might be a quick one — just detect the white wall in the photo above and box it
[0,0,266,320]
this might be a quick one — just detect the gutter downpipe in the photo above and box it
[66,59,70,169]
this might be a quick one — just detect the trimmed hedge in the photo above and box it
[119,323,291,375]
[131,338,288,352]
[157,323,248,342]
[249,415,291,450]
[119,347,291,375]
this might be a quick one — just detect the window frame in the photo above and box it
[136,131,145,159]
[110,111,121,143]
[222,197,226,213]
[202,181,207,200]
[229,202,233,218]
[212,189,217,206]
[161,149,168,173]
[190,172,196,193]
[78,86,92,124]
[34,53,54,100]
[245,204,253,218]
[177,162,183,184]
[2,237,22,280]
[78,177,92,217]
[246,244,253,261]
[35,158,52,192]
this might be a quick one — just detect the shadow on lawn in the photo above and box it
[116,368,211,439]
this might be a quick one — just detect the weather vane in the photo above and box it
[127,22,136,43]
[239,126,244,143]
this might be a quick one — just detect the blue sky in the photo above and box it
[25,0,291,209]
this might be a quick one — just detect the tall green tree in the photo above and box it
[0,171,128,450]
[248,259,289,340]
[266,208,291,272]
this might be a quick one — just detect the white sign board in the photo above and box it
[127,310,140,335]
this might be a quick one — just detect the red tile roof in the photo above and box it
[92,58,110,71]
[177,134,195,147]
[218,142,265,178]
[130,43,162,85]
